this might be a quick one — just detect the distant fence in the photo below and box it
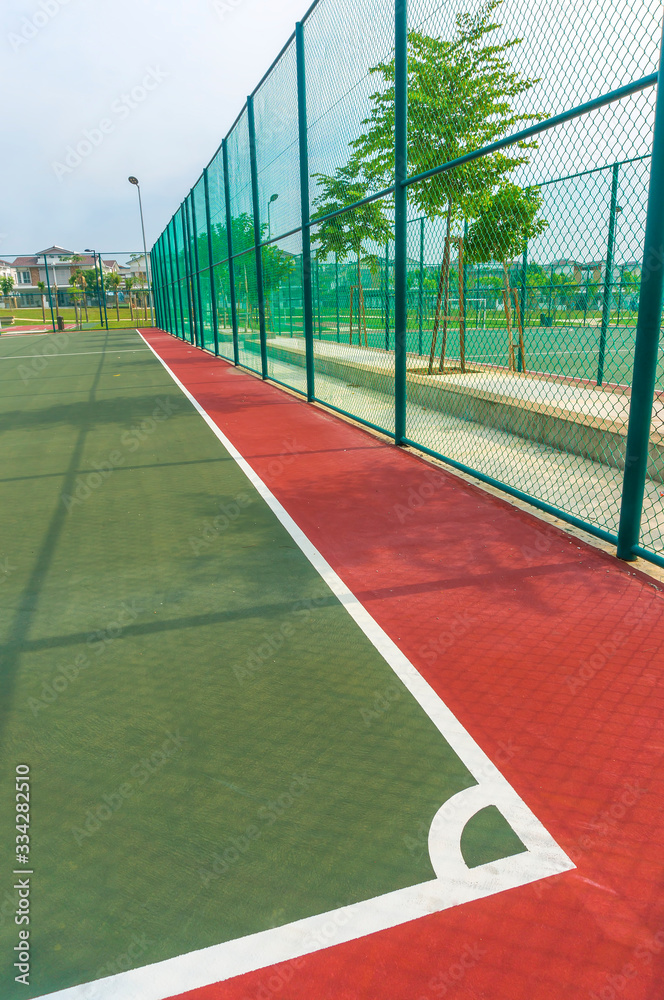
[0,251,151,331]
[151,0,664,569]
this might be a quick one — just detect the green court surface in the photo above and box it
[0,330,562,997]
[263,319,654,388]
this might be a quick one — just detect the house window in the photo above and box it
[19,271,31,284]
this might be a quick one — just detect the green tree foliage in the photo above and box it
[106,272,122,321]
[312,162,392,345]
[465,184,547,368]
[350,0,543,369]
[0,274,15,305]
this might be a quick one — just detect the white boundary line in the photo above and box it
[38,331,574,1000]
[0,349,152,360]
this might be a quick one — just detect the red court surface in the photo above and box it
[141,329,664,1000]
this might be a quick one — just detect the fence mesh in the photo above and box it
[150,0,664,566]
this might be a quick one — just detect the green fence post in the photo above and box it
[98,256,109,330]
[222,139,240,365]
[167,225,182,339]
[190,189,206,349]
[394,0,408,444]
[296,20,315,401]
[247,95,268,379]
[43,254,56,332]
[187,197,201,346]
[519,239,528,372]
[597,162,620,386]
[335,253,340,342]
[203,167,220,356]
[172,215,186,340]
[157,240,171,334]
[384,240,390,350]
[418,217,424,355]
[617,37,664,561]
[182,201,196,344]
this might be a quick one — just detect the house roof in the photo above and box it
[38,245,74,256]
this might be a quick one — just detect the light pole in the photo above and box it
[128,176,154,326]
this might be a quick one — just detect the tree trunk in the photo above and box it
[428,202,453,374]
[512,287,527,372]
[40,297,45,322]
[437,213,453,372]
[129,294,134,321]
[115,291,120,322]
[458,236,465,373]
[349,286,354,345]
[502,262,515,371]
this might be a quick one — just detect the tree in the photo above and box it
[312,161,392,345]
[1,274,15,310]
[36,280,47,322]
[464,184,547,370]
[106,273,122,321]
[350,0,542,369]
[68,274,82,326]
[124,277,135,321]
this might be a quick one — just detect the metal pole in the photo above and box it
[222,140,240,365]
[134,183,154,326]
[316,259,321,338]
[182,199,197,344]
[597,162,620,386]
[247,95,268,379]
[384,240,390,350]
[617,27,664,561]
[335,253,340,342]
[519,239,528,372]
[92,252,104,329]
[296,20,315,400]
[190,189,207,349]
[288,269,293,336]
[172,215,186,341]
[166,224,180,339]
[394,0,408,444]
[43,254,56,332]
[418,216,424,355]
[204,168,220,356]
[156,239,170,333]
[98,255,109,329]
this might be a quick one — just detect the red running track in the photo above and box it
[141,330,664,1000]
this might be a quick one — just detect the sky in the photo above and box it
[0,0,658,266]
[0,0,309,259]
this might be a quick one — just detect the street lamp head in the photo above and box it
[128,176,139,186]
[269,193,279,203]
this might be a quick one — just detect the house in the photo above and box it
[8,247,119,306]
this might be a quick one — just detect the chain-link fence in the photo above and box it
[151,0,664,569]
[0,250,152,332]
